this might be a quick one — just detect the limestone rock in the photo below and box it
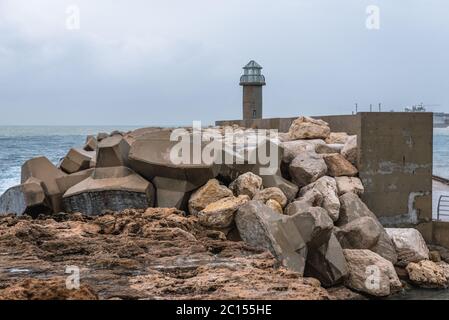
[299,176,340,221]
[0,178,51,216]
[253,187,288,208]
[304,233,348,287]
[84,136,98,152]
[96,135,130,168]
[325,132,349,144]
[281,139,325,163]
[229,172,262,198]
[21,156,66,213]
[188,179,233,215]
[153,176,196,210]
[315,143,344,155]
[336,216,382,249]
[385,228,430,267]
[406,260,448,289]
[198,195,250,228]
[60,148,95,174]
[335,176,364,196]
[337,192,398,264]
[342,135,357,164]
[235,201,307,274]
[266,199,283,214]
[344,249,402,297]
[323,153,358,177]
[289,152,327,187]
[261,174,298,202]
[63,166,154,215]
[288,116,331,140]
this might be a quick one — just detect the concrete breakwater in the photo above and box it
[0,116,448,299]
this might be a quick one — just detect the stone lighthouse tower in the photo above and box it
[240,60,266,120]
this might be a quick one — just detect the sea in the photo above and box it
[1,126,449,195]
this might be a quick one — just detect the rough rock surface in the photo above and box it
[335,176,364,196]
[281,139,325,163]
[344,249,402,297]
[289,153,327,187]
[265,199,283,214]
[229,172,262,198]
[198,195,250,228]
[323,153,358,177]
[336,216,382,249]
[188,179,233,215]
[284,190,322,216]
[315,143,344,155]
[253,187,288,208]
[342,135,357,164]
[406,260,448,289]
[337,193,398,265]
[288,116,330,140]
[0,209,329,300]
[386,228,429,267]
[299,176,340,221]
[235,201,307,274]
[325,132,349,144]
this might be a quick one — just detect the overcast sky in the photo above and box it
[0,0,448,125]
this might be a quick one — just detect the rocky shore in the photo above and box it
[0,116,448,300]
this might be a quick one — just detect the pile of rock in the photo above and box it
[0,116,446,298]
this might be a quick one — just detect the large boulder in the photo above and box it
[229,172,262,198]
[290,207,333,246]
[325,132,349,144]
[21,156,66,213]
[153,176,196,210]
[0,178,51,216]
[289,152,327,187]
[188,179,233,215]
[60,148,95,174]
[315,143,344,155]
[281,139,325,163]
[336,216,382,249]
[344,249,402,297]
[323,153,358,177]
[386,228,430,267]
[63,166,154,215]
[288,116,330,140]
[335,176,364,196]
[96,135,130,168]
[198,195,250,228]
[235,201,307,274]
[253,187,288,208]
[342,135,357,164]
[337,193,398,264]
[284,189,323,216]
[299,176,340,222]
[406,260,448,289]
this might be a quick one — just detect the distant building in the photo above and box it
[240,60,266,120]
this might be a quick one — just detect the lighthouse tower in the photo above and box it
[240,60,266,120]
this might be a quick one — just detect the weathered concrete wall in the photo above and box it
[216,112,433,234]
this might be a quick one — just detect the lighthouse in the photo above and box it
[240,60,266,120]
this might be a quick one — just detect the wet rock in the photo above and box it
[406,260,448,289]
[342,135,357,164]
[385,228,429,267]
[325,132,349,144]
[335,176,364,196]
[253,187,288,208]
[344,249,402,297]
[235,201,307,274]
[288,116,330,140]
[289,152,327,187]
[266,199,283,214]
[323,153,358,177]
[229,172,262,198]
[337,193,398,264]
[188,179,233,215]
[60,148,95,174]
[21,156,66,213]
[96,135,130,168]
[198,195,250,228]
[0,178,51,216]
[299,176,340,221]
[63,167,154,215]
[315,143,344,155]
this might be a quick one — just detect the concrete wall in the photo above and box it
[216,112,433,235]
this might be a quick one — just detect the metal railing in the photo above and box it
[437,195,449,220]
